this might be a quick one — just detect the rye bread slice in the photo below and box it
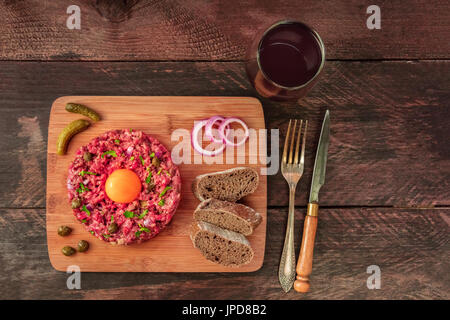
[192,167,259,202]
[190,221,254,267]
[194,198,262,236]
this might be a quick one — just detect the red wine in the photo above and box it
[258,22,323,88]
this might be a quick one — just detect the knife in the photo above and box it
[294,110,330,293]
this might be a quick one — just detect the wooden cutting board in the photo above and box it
[47,96,267,272]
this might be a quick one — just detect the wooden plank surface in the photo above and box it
[47,96,267,272]
[0,207,448,299]
[1,0,449,60]
[1,61,448,209]
[1,0,449,299]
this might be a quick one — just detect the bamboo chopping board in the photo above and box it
[47,96,267,272]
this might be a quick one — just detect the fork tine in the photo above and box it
[300,120,308,166]
[282,120,292,164]
[288,119,297,164]
[294,120,303,164]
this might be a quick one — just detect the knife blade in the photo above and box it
[309,110,330,203]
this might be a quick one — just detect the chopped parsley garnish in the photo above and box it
[145,171,152,184]
[101,150,117,158]
[123,211,135,218]
[130,128,133,133]
[160,186,172,197]
[139,155,145,166]
[81,219,87,223]
[79,170,98,177]
[114,139,120,144]
[111,215,114,222]
[76,183,89,193]
[81,205,91,216]
[138,209,148,219]
[90,231,94,235]
[103,234,111,238]
[130,156,135,161]
[138,224,150,233]
[150,152,155,158]
[135,231,141,238]
[165,170,171,177]
[157,168,162,175]
[158,199,165,206]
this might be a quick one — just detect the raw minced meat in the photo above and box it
[67,129,181,245]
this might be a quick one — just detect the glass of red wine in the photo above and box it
[245,20,325,100]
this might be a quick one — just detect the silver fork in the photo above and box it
[278,119,308,292]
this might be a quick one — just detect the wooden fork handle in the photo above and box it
[294,202,318,293]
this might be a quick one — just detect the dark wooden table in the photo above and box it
[0,0,449,300]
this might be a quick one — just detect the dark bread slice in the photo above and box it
[190,221,254,267]
[192,167,259,202]
[194,198,262,236]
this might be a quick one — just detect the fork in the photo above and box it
[278,119,308,292]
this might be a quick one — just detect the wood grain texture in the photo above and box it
[1,61,448,208]
[0,207,448,299]
[47,96,266,272]
[1,0,448,300]
[1,0,449,60]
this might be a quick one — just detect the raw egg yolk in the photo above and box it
[105,169,141,203]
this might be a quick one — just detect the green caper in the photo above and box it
[83,151,93,162]
[71,198,82,209]
[57,225,72,237]
[62,246,76,256]
[152,156,160,167]
[77,240,89,252]
[108,222,118,234]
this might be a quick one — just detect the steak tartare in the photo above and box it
[67,129,181,245]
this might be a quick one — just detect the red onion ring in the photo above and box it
[205,116,226,143]
[218,117,249,147]
[191,120,225,157]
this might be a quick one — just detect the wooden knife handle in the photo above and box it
[294,203,318,293]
